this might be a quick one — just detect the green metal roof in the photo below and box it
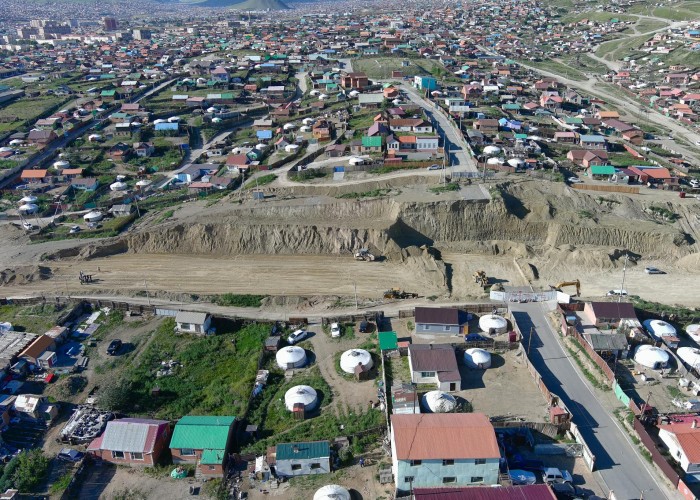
[362,136,382,148]
[378,331,398,350]
[276,441,330,460]
[101,90,115,96]
[590,165,616,175]
[169,416,235,450]
[201,449,226,465]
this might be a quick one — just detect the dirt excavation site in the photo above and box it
[1,179,700,308]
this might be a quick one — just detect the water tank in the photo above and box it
[284,385,318,411]
[479,314,508,334]
[53,160,70,169]
[207,107,217,113]
[634,345,670,369]
[83,211,103,223]
[340,349,373,374]
[18,203,38,214]
[136,180,152,188]
[0,322,12,332]
[110,181,128,191]
[464,348,492,369]
[483,145,501,156]
[276,346,307,370]
[678,347,700,370]
[314,485,350,500]
[421,390,457,413]
[348,90,360,98]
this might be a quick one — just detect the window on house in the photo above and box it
[422,324,429,330]
[310,463,321,470]
[410,460,422,466]
[209,466,216,470]
[112,451,124,459]
[405,476,414,483]
[471,476,484,483]
[474,458,486,465]
[443,477,456,483]
[180,448,195,456]
[131,452,143,460]
[291,464,302,471]
[444,325,451,331]
[180,323,191,330]
[442,459,454,466]
[420,372,435,378]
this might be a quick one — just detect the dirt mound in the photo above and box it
[0,265,52,286]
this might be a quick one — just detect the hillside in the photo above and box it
[159,0,289,8]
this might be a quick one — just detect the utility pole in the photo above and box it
[619,253,629,304]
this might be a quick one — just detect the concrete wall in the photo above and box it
[395,458,498,493]
[275,456,330,477]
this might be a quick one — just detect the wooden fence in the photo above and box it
[558,310,615,382]
[572,183,640,195]
[633,417,681,487]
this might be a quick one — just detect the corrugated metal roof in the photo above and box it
[378,331,398,350]
[276,440,330,460]
[100,419,167,453]
[170,416,234,450]
[391,413,499,460]
[413,484,556,500]
[201,449,226,465]
[589,301,637,320]
[415,307,460,326]
[175,311,209,325]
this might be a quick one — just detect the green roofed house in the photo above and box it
[361,135,383,153]
[588,164,616,179]
[273,440,331,478]
[170,416,236,478]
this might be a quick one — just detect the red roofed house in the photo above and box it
[19,335,56,366]
[412,484,556,500]
[659,419,700,481]
[20,169,49,184]
[88,418,170,466]
[628,166,676,186]
[390,413,500,494]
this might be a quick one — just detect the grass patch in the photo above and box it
[244,173,276,190]
[565,337,611,391]
[337,188,392,199]
[519,59,587,81]
[155,209,174,223]
[647,205,678,222]
[578,210,595,220]
[0,303,68,333]
[429,182,460,194]
[211,294,267,308]
[98,318,268,419]
[289,169,328,182]
[353,56,445,80]
[49,472,73,494]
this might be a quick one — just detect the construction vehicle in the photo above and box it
[354,248,376,261]
[383,288,419,300]
[552,280,581,296]
[473,270,488,287]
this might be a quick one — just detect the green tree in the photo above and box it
[12,450,49,492]
[99,377,134,411]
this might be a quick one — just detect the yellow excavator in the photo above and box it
[552,280,581,296]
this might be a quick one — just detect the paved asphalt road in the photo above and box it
[510,301,671,500]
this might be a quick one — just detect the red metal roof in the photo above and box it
[391,413,499,460]
[413,485,556,500]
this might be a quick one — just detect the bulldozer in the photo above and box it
[354,248,376,262]
[552,279,581,296]
[473,270,488,288]
[383,287,419,300]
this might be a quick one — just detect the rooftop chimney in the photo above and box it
[693,420,697,429]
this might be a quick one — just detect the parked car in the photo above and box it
[69,225,81,234]
[22,222,35,230]
[509,469,536,485]
[330,323,341,338]
[58,448,84,463]
[690,178,700,188]
[427,164,441,170]
[606,289,628,296]
[644,266,665,274]
[287,329,308,345]
[550,482,585,499]
[542,467,573,485]
[106,339,122,355]
[567,177,583,184]
[465,333,489,342]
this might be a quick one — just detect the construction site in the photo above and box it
[0,179,697,309]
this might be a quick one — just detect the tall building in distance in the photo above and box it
[133,29,151,40]
[102,17,118,31]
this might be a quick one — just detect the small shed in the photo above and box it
[378,331,398,351]
[264,336,282,352]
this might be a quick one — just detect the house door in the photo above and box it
[449,383,457,391]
